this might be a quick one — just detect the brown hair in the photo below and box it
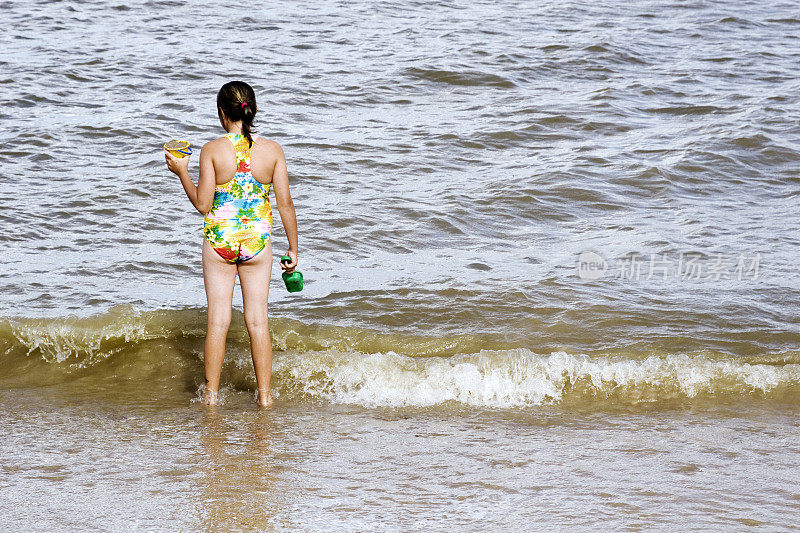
[217,81,257,147]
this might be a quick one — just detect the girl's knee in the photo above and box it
[208,313,232,332]
[243,312,269,332]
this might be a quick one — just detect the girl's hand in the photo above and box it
[281,250,298,273]
[165,150,190,176]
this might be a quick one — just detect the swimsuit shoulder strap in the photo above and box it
[224,132,240,147]
[225,133,251,165]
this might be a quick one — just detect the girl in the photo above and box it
[165,80,299,407]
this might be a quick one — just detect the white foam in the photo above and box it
[7,314,152,366]
[273,349,800,408]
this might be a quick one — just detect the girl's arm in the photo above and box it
[271,142,299,272]
[165,143,216,214]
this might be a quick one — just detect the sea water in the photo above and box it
[1,0,799,530]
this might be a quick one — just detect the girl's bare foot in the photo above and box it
[203,388,220,405]
[256,388,274,408]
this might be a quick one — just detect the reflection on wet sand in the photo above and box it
[198,408,291,531]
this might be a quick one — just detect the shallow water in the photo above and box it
[3,385,800,531]
[1,0,799,529]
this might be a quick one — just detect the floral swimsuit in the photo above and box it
[203,133,273,263]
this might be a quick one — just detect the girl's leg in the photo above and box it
[202,238,237,404]
[236,240,273,407]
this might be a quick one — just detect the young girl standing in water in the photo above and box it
[165,81,299,407]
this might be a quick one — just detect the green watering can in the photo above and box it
[280,256,303,293]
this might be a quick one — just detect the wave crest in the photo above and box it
[1,307,798,408]
[275,349,800,408]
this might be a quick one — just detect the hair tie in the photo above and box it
[241,102,248,108]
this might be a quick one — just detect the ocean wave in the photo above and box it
[275,349,800,408]
[1,307,798,409]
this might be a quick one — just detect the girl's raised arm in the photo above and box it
[165,141,217,215]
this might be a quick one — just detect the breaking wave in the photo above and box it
[2,306,798,409]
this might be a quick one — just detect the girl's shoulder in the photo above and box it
[203,135,233,147]
[251,135,284,158]
[200,136,234,154]
[252,135,284,152]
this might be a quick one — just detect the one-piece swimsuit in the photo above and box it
[203,133,273,263]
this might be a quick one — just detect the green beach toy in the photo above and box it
[280,256,303,292]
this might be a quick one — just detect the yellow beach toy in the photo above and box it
[164,139,193,158]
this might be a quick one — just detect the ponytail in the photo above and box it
[241,102,255,147]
